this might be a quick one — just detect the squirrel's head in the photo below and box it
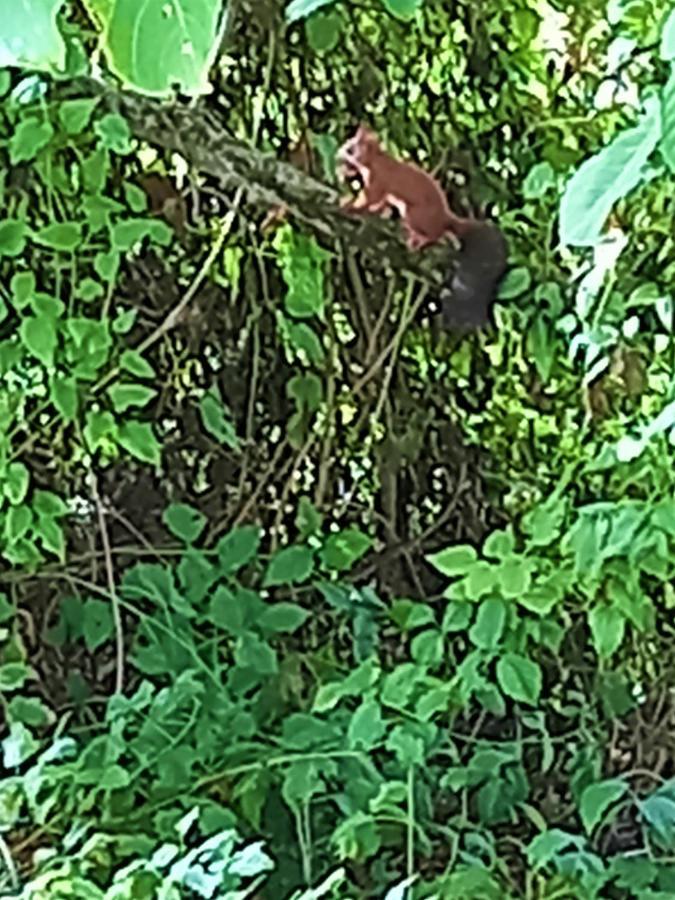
[337,123,381,168]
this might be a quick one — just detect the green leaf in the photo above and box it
[117,420,161,465]
[20,315,57,366]
[0,663,31,691]
[410,628,444,665]
[661,7,675,60]
[5,505,32,542]
[380,0,422,20]
[469,598,506,649]
[112,307,137,333]
[9,118,54,164]
[82,599,114,651]
[306,10,342,51]
[50,375,78,420]
[483,527,516,560]
[120,349,155,378]
[286,0,334,21]
[33,491,68,517]
[288,373,323,411]
[107,382,157,413]
[4,463,30,504]
[640,790,675,847]
[34,515,65,560]
[526,829,585,868]
[287,322,325,363]
[7,696,51,727]
[523,161,556,199]
[390,599,436,631]
[466,561,499,599]
[2,722,39,768]
[497,266,532,299]
[216,526,261,574]
[103,0,223,98]
[94,112,133,154]
[427,544,477,576]
[559,96,661,246]
[94,248,120,282]
[348,698,386,749]
[588,604,625,658]
[58,97,100,134]
[498,558,532,598]
[518,582,562,616]
[0,220,28,258]
[258,602,309,633]
[33,222,82,252]
[162,503,206,544]
[199,387,239,448]
[579,779,628,834]
[0,0,67,72]
[263,545,314,586]
[441,601,472,632]
[496,653,542,705]
[296,496,323,537]
[235,632,278,674]
[661,68,675,174]
[319,528,372,571]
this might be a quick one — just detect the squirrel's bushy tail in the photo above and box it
[440,221,508,331]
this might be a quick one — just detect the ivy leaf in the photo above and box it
[216,526,261,575]
[58,97,100,134]
[348,698,386,750]
[163,503,207,544]
[306,10,342,51]
[82,599,114,651]
[50,375,79,421]
[427,544,477,576]
[579,779,628,834]
[33,222,82,252]
[199,386,239,448]
[0,663,32,691]
[258,602,309,634]
[263,545,314,587]
[319,528,372,571]
[0,220,28,257]
[107,383,157,413]
[588,604,625,658]
[5,463,30,504]
[640,788,675,847]
[469,598,506,649]
[117,420,161,465]
[20,315,57,366]
[9,118,54,164]
[94,112,133,154]
[120,349,155,378]
[496,653,542,705]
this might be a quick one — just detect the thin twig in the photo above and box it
[89,472,125,695]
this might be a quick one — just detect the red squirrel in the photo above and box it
[336,125,507,330]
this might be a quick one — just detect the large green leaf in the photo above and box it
[559,96,661,246]
[660,67,675,173]
[103,0,225,97]
[0,0,67,72]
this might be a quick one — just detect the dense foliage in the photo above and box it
[3,0,675,898]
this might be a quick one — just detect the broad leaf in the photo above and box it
[104,0,225,97]
[496,653,542,705]
[559,96,661,246]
